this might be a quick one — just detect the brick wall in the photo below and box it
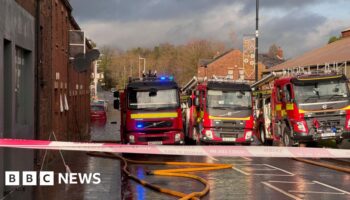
[198,49,265,80]
[37,0,91,142]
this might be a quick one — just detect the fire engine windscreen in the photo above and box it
[293,80,350,103]
[128,89,179,109]
[207,90,252,109]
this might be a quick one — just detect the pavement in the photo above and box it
[30,91,350,200]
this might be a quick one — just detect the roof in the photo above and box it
[198,59,212,67]
[198,49,236,67]
[199,49,283,69]
[267,37,350,72]
[258,54,284,68]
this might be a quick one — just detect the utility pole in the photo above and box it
[255,0,259,82]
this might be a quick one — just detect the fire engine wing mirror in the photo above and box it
[114,91,120,98]
[149,88,158,97]
[187,98,192,107]
[194,97,199,107]
[114,99,120,110]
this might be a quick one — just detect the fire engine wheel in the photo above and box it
[260,126,266,144]
[193,128,202,145]
[282,126,294,147]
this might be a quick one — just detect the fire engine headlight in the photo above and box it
[347,118,350,129]
[175,133,181,142]
[245,131,252,140]
[205,130,213,139]
[129,135,135,143]
[296,122,306,132]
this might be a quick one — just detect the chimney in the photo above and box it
[341,28,350,38]
[276,47,284,60]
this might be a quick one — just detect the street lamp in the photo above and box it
[255,0,259,82]
[138,56,146,78]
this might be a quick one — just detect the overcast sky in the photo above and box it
[70,0,350,58]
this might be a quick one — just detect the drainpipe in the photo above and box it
[34,0,41,164]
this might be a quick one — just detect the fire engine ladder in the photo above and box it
[250,72,284,90]
[181,76,206,94]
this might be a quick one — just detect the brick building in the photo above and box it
[198,49,284,82]
[37,0,92,142]
[0,0,93,198]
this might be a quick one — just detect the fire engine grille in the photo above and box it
[318,119,341,127]
[221,121,246,128]
[215,132,244,138]
[138,136,168,142]
[306,117,345,128]
[142,121,173,128]
[220,133,239,138]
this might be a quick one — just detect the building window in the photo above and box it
[227,69,233,79]
[15,47,29,124]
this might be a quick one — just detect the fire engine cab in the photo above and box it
[182,77,255,144]
[253,72,350,146]
[114,72,184,145]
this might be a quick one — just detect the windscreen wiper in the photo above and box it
[232,106,252,110]
[328,94,345,101]
[210,107,227,110]
[304,96,319,102]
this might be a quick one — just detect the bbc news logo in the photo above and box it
[5,171,101,186]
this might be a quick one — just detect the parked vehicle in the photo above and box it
[91,104,107,124]
[182,77,255,145]
[252,72,350,146]
[113,72,184,145]
[94,100,108,111]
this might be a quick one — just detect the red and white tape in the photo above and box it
[0,139,349,158]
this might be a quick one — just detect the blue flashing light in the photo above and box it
[160,76,166,81]
[169,76,174,81]
[136,123,143,128]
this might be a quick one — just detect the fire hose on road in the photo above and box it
[87,152,232,200]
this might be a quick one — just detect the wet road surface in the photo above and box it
[32,94,350,200]
[32,152,350,200]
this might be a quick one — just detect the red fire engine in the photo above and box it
[252,72,350,146]
[113,73,184,145]
[182,77,255,145]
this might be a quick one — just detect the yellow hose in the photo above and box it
[88,152,232,200]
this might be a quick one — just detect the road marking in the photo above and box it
[234,164,264,165]
[245,169,277,171]
[233,164,294,176]
[232,167,250,175]
[264,164,295,176]
[268,181,315,184]
[313,181,350,195]
[240,156,253,161]
[288,190,344,195]
[262,182,302,200]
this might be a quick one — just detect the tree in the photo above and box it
[328,36,340,44]
[98,47,116,89]
[268,44,279,58]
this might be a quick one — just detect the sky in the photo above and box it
[70,0,350,58]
